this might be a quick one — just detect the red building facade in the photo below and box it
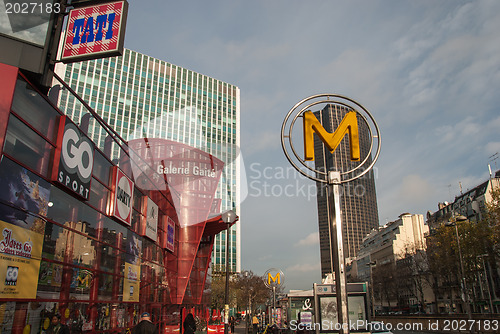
[0,63,229,333]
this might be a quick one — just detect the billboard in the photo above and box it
[0,157,48,299]
[143,197,158,241]
[165,216,175,252]
[110,166,134,226]
[61,0,128,63]
[52,116,94,200]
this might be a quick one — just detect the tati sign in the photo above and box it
[61,0,128,63]
[110,166,134,226]
[53,116,94,200]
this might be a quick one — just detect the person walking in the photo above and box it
[252,314,259,334]
[229,316,235,334]
[183,313,197,334]
[46,314,70,334]
[132,312,158,334]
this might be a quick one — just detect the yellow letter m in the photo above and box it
[303,110,360,161]
[268,272,281,285]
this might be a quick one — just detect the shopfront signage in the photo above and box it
[165,216,175,252]
[144,197,158,241]
[156,163,217,178]
[0,220,43,299]
[110,166,134,226]
[53,116,94,200]
[61,0,128,63]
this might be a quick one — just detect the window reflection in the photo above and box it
[11,78,59,142]
[3,115,54,178]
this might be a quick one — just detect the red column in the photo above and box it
[90,220,103,330]
[110,232,123,329]
[0,63,18,156]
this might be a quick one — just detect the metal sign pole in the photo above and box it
[328,171,349,334]
[273,286,276,324]
[281,94,381,334]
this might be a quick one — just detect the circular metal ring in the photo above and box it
[263,268,285,289]
[281,94,381,184]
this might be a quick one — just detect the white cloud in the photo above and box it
[287,262,321,273]
[485,142,500,157]
[397,174,435,208]
[295,232,319,247]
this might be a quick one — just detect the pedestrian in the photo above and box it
[229,316,235,334]
[132,312,158,334]
[46,314,70,334]
[183,313,197,334]
[252,314,259,334]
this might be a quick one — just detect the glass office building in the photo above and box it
[313,105,379,279]
[55,49,241,274]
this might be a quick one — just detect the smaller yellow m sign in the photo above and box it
[267,272,281,285]
[303,110,360,161]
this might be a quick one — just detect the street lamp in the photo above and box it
[366,261,377,318]
[444,215,472,320]
[477,254,494,313]
[222,210,238,334]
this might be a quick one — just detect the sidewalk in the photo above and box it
[234,321,248,334]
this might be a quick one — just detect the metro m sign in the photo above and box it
[267,272,281,286]
[61,0,128,63]
[303,110,360,161]
[264,268,284,289]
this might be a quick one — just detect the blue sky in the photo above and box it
[123,0,500,290]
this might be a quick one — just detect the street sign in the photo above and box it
[281,94,380,184]
[281,94,380,334]
[264,268,284,289]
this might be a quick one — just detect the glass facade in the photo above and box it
[0,64,228,333]
[55,49,241,274]
[313,105,379,279]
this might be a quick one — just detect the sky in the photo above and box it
[122,0,500,291]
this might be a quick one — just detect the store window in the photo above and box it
[3,115,54,178]
[11,78,60,142]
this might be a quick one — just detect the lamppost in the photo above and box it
[222,210,237,334]
[444,215,472,320]
[477,254,494,314]
[366,261,377,318]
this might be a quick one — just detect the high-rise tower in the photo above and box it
[314,104,379,279]
[55,49,241,273]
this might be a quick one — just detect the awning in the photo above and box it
[203,213,239,237]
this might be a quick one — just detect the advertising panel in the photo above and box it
[0,219,44,299]
[52,116,94,200]
[319,295,367,330]
[122,262,140,302]
[165,216,175,252]
[110,166,134,226]
[123,231,141,302]
[61,0,128,63]
[0,157,49,299]
[144,197,158,241]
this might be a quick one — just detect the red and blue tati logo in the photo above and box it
[62,1,128,62]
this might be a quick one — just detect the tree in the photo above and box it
[396,245,432,313]
[426,211,499,313]
[232,271,269,314]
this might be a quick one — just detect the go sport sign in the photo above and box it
[53,116,94,200]
[281,94,381,184]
